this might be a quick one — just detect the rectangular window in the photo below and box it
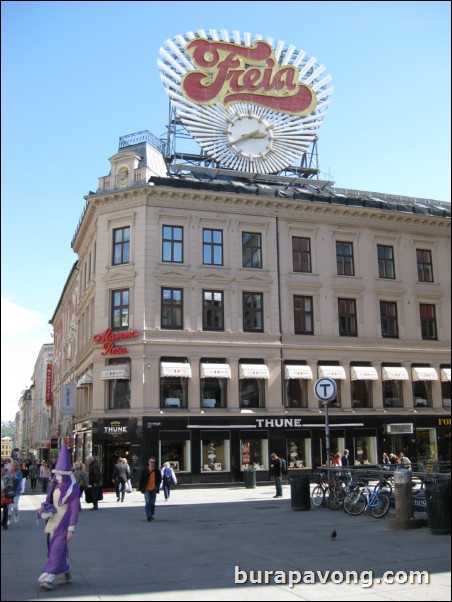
[243,292,263,332]
[201,439,230,472]
[111,289,129,330]
[417,249,434,282]
[380,301,399,338]
[162,226,183,263]
[420,304,437,340]
[338,298,357,336]
[292,237,312,272]
[377,245,395,279]
[202,290,224,331]
[161,288,183,329]
[112,227,130,265]
[336,241,354,276]
[242,232,262,268]
[203,229,223,265]
[108,379,131,410]
[294,295,314,334]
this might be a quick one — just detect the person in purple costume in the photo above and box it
[37,444,80,591]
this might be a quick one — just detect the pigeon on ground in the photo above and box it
[330,529,337,540]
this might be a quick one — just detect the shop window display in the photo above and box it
[353,436,377,464]
[201,440,230,472]
[160,440,191,472]
[287,438,312,469]
[240,439,268,470]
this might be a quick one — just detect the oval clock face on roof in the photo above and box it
[158,29,333,174]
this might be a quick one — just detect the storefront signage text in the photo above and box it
[104,420,128,437]
[438,418,451,426]
[182,39,316,116]
[93,328,139,356]
[256,418,306,428]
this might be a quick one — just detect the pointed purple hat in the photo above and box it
[52,443,72,475]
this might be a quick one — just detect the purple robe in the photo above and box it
[41,474,80,575]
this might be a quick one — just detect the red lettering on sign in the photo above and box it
[182,38,316,116]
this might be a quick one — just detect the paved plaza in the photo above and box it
[1,484,450,601]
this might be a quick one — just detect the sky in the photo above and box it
[1,1,451,421]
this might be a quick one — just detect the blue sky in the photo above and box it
[1,1,451,420]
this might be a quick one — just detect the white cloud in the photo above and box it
[1,298,51,420]
[1,298,47,336]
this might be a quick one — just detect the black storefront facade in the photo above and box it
[135,413,451,485]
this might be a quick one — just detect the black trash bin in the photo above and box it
[244,468,256,489]
[424,475,451,534]
[290,475,310,510]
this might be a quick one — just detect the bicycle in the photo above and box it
[343,485,390,518]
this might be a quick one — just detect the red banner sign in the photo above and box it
[45,363,53,406]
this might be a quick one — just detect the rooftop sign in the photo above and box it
[158,30,333,174]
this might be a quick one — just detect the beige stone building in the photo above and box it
[49,131,450,485]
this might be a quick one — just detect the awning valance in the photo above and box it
[160,362,192,378]
[382,367,409,380]
[441,368,451,382]
[200,363,231,379]
[318,366,346,380]
[284,365,313,380]
[101,365,130,380]
[239,364,269,379]
[351,366,378,381]
[412,367,438,381]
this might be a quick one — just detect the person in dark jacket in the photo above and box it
[138,458,162,521]
[113,457,130,502]
[86,456,101,510]
[270,453,283,498]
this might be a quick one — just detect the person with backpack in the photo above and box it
[270,453,284,498]
[160,462,177,501]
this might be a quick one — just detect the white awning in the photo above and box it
[412,367,438,381]
[441,368,451,382]
[351,366,379,381]
[284,365,313,380]
[318,366,346,380]
[76,370,94,388]
[239,364,269,379]
[160,362,192,378]
[200,363,231,379]
[101,365,130,380]
[382,367,409,380]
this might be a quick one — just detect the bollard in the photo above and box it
[388,470,424,530]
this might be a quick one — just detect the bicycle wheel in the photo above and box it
[371,493,390,518]
[311,485,325,507]
[374,479,393,497]
[344,490,366,515]
[328,488,346,510]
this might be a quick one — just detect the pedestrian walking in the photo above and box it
[36,444,80,591]
[139,458,162,521]
[85,455,102,510]
[113,457,130,502]
[160,462,177,501]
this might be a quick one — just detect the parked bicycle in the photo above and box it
[343,485,390,518]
